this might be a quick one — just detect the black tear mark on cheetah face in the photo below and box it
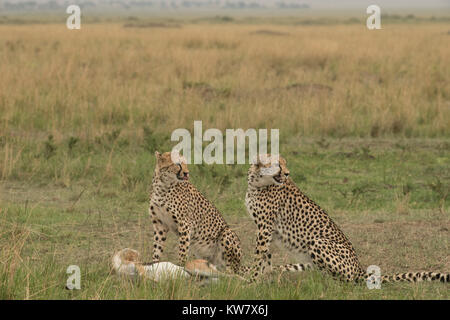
[155,151,189,185]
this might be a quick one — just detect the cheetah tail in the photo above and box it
[275,263,314,273]
[239,265,251,275]
[239,263,313,275]
[380,272,449,283]
[361,270,450,284]
[238,263,313,281]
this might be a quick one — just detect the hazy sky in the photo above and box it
[1,0,449,12]
[1,0,449,6]
[310,0,449,9]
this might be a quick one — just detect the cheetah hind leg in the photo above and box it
[307,238,364,282]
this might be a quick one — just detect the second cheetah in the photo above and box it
[245,154,449,284]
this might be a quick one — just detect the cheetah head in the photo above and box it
[154,151,189,184]
[248,154,289,188]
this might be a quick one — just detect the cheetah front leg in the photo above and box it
[177,221,192,266]
[149,207,168,262]
[251,219,274,281]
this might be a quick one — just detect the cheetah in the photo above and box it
[245,154,449,284]
[149,151,244,274]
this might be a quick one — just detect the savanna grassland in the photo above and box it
[0,16,449,299]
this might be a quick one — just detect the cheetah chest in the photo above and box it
[153,203,178,233]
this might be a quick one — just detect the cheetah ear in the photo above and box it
[253,154,271,167]
[155,151,161,159]
[251,154,262,166]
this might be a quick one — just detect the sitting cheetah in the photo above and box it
[245,154,449,284]
[149,151,244,274]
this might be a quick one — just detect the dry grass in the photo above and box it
[0,23,449,147]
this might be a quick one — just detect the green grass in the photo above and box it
[0,138,448,299]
